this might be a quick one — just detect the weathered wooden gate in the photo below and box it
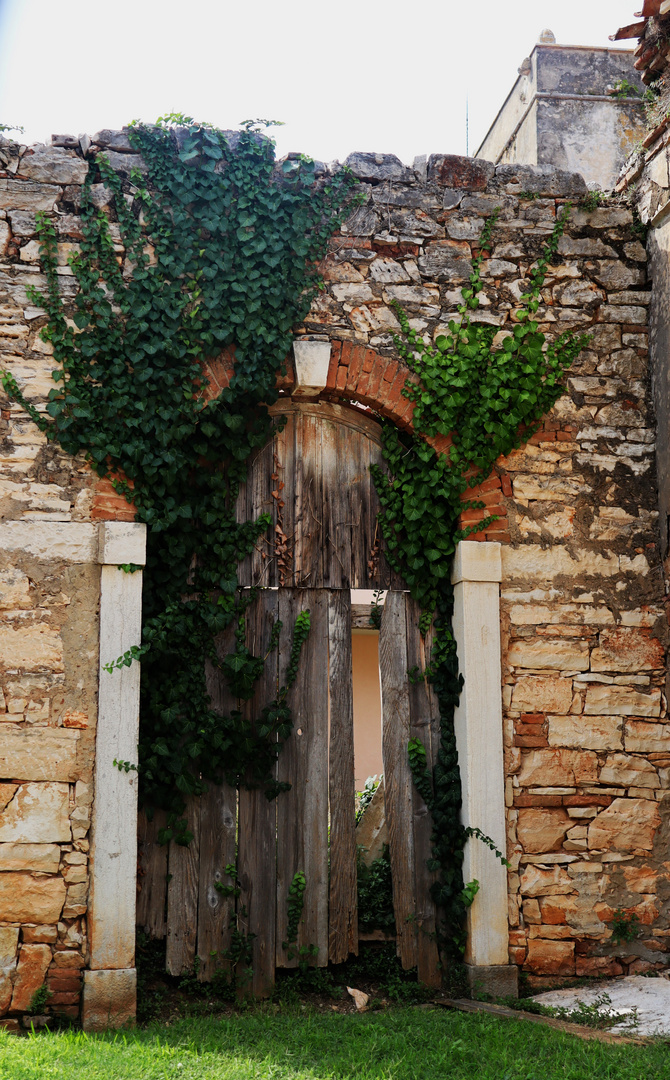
[137,401,441,991]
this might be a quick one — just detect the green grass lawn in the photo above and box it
[0,1006,666,1080]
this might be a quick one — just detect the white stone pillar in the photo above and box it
[451,540,517,997]
[82,522,146,1031]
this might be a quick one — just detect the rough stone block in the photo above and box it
[508,639,589,671]
[0,624,63,673]
[525,938,575,975]
[519,865,575,897]
[558,236,616,257]
[0,784,71,842]
[502,545,620,582]
[588,798,661,852]
[417,241,472,281]
[539,896,575,924]
[343,153,413,184]
[0,975,12,1015]
[625,721,670,752]
[517,809,571,853]
[10,943,52,1012]
[623,865,658,893]
[20,147,88,185]
[369,258,411,283]
[547,715,623,751]
[517,748,598,787]
[81,968,136,1031]
[0,179,60,212]
[0,926,19,967]
[21,925,58,944]
[0,522,98,562]
[96,150,146,176]
[428,155,494,190]
[0,732,79,783]
[495,163,587,197]
[92,129,133,151]
[584,685,660,717]
[0,842,61,871]
[522,898,541,924]
[600,753,659,788]
[466,964,518,997]
[575,956,623,977]
[0,873,65,923]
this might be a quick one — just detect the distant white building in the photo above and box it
[475,32,646,190]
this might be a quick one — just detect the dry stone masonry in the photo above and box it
[0,130,667,1025]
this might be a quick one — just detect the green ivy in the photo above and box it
[282,870,307,957]
[1,117,357,816]
[374,205,588,958]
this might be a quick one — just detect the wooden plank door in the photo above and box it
[380,591,441,986]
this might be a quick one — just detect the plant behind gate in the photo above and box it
[372,207,588,955]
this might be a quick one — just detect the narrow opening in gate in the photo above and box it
[351,590,384,793]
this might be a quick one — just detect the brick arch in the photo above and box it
[93,341,515,538]
[321,340,511,543]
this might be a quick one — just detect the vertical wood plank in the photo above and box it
[423,618,442,771]
[350,425,370,589]
[276,588,329,967]
[405,597,442,987]
[293,414,322,589]
[379,590,418,969]
[277,409,296,588]
[136,809,168,939]
[236,438,276,587]
[166,795,201,974]
[237,589,279,998]
[196,629,240,980]
[328,590,358,963]
[320,414,344,590]
[196,784,237,981]
[368,439,393,590]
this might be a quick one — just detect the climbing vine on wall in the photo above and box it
[1,117,357,814]
[372,207,589,956]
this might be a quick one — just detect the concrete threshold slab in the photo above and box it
[533,975,670,1039]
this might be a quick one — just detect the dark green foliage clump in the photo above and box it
[357,846,395,936]
[2,118,356,815]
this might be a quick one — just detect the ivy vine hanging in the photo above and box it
[1,117,357,814]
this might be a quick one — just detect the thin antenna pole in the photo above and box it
[466,95,469,156]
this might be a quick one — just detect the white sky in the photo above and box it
[0,0,640,165]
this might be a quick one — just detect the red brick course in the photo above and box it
[301,340,511,539]
[92,340,511,538]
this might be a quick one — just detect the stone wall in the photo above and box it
[0,137,139,1030]
[0,132,667,1019]
[308,151,668,979]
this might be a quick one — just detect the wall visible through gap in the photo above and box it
[352,630,382,790]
